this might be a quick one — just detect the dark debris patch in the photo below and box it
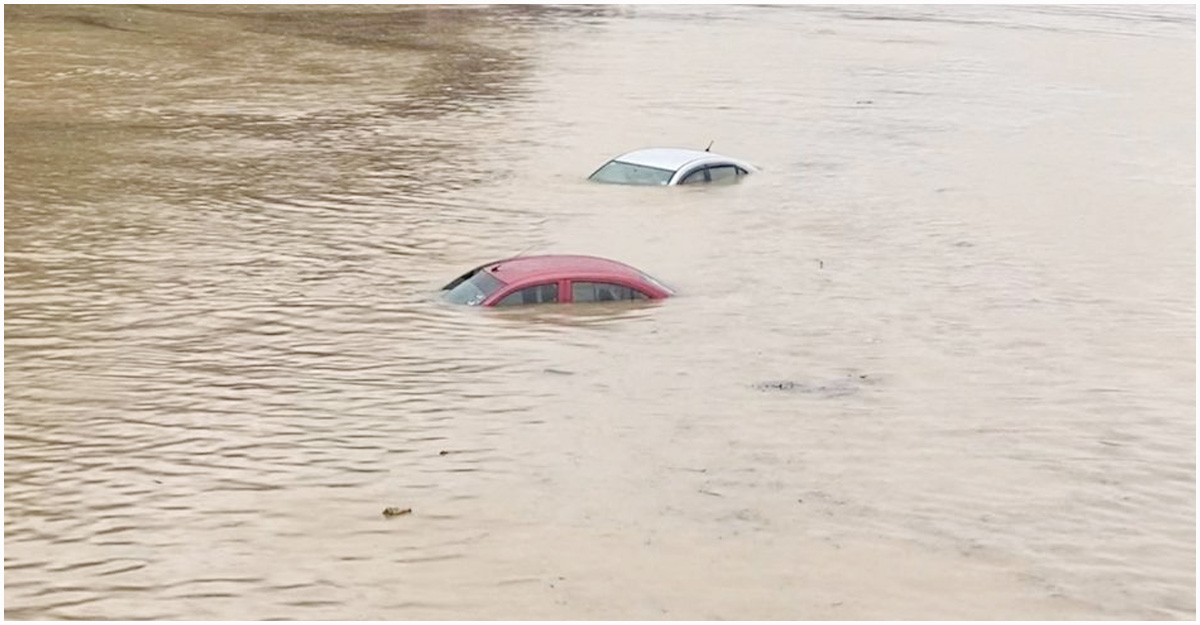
[752,374,872,397]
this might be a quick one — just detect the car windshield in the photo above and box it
[443,269,504,305]
[588,160,674,186]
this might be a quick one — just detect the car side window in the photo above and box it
[572,281,648,302]
[496,282,559,306]
[708,165,739,183]
[679,168,708,184]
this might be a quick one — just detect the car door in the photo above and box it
[678,166,709,184]
[569,281,649,303]
[678,163,748,185]
[492,282,560,306]
[706,164,740,183]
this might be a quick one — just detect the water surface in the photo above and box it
[5,5,1195,619]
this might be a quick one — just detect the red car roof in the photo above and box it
[484,254,652,285]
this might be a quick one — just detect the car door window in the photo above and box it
[707,165,739,183]
[679,168,709,184]
[572,281,648,302]
[496,282,559,306]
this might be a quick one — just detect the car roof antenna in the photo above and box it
[705,140,714,152]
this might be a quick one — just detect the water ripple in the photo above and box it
[7,3,1194,621]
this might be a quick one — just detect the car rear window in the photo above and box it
[588,160,674,186]
[443,269,504,305]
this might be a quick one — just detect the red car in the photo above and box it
[442,255,674,306]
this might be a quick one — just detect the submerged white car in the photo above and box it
[588,147,758,186]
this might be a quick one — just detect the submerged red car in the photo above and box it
[442,255,674,306]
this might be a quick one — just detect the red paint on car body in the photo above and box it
[442,254,673,307]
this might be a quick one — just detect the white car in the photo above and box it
[588,147,758,186]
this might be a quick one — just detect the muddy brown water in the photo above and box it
[5,5,1194,620]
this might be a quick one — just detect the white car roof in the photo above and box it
[614,147,740,171]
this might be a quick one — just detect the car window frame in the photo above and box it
[706,164,740,183]
[492,281,561,306]
[679,166,710,185]
[569,280,651,303]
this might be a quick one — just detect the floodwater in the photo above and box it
[4,4,1195,620]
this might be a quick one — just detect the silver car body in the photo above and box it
[590,147,759,186]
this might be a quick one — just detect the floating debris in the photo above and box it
[752,374,871,397]
[382,507,412,518]
[756,380,805,391]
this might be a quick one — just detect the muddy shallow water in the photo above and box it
[5,5,1195,619]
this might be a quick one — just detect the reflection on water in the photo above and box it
[5,4,1195,620]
